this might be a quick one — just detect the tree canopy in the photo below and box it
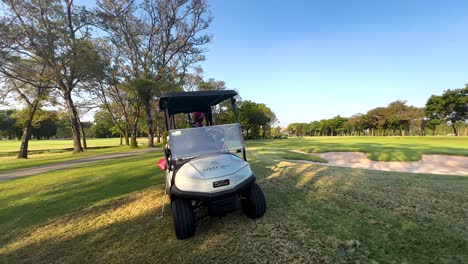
[425,86,468,136]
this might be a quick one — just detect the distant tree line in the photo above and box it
[0,93,278,142]
[0,109,92,139]
[287,86,467,137]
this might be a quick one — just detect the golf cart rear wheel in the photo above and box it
[242,183,266,219]
[171,199,195,239]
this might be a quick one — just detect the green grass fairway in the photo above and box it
[0,138,146,153]
[1,141,467,263]
[1,136,466,173]
[0,146,131,172]
[278,150,328,163]
[0,138,161,173]
[249,136,468,161]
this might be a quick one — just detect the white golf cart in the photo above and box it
[159,90,266,239]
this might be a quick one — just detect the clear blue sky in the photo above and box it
[199,0,468,126]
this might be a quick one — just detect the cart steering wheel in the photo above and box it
[205,127,226,150]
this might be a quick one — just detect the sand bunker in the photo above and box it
[292,151,468,176]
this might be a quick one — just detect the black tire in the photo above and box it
[241,183,266,219]
[171,199,195,239]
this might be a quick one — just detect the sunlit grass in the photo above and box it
[0,138,163,173]
[0,154,163,234]
[1,144,467,263]
[1,137,466,173]
[0,138,145,152]
[0,146,130,172]
[249,136,468,161]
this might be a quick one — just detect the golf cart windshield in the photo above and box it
[168,123,245,160]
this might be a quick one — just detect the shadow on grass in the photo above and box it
[0,155,164,245]
[253,159,468,263]
[0,172,337,264]
[1,193,161,263]
[2,150,468,263]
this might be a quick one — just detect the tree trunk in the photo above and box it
[102,100,129,146]
[155,113,161,143]
[125,134,130,146]
[452,123,458,136]
[124,125,130,146]
[131,125,138,148]
[64,92,83,153]
[81,126,88,150]
[157,126,161,143]
[421,120,426,136]
[79,117,88,150]
[18,126,32,159]
[144,102,154,147]
[17,102,39,159]
[130,117,139,148]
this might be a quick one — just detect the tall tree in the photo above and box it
[1,79,48,158]
[97,0,213,147]
[0,0,100,153]
[91,108,119,138]
[343,114,367,136]
[88,41,132,145]
[0,56,52,157]
[425,86,468,136]
[239,101,276,139]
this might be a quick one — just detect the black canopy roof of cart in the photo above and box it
[159,90,238,114]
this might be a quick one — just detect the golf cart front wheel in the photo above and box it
[171,199,195,239]
[242,183,266,219]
